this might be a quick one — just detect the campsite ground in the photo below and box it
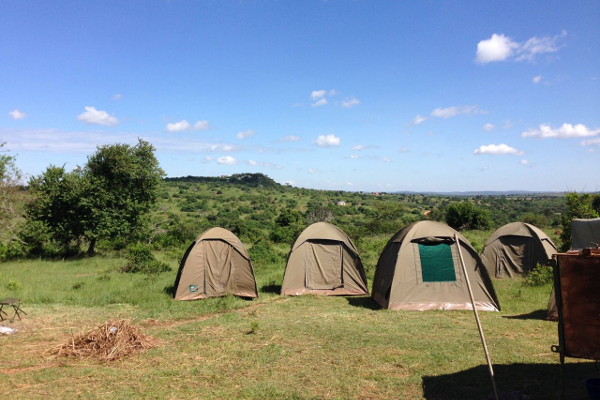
[0,257,596,399]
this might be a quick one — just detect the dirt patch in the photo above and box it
[48,319,158,362]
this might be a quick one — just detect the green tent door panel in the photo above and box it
[418,243,456,282]
[305,241,343,290]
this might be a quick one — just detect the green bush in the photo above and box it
[6,280,22,291]
[120,243,171,275]
[0,241,25,260]
[269,226,298,244]
[249,240,283,265]
[524,264,554,286]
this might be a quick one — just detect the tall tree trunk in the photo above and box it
[87,238,96,256]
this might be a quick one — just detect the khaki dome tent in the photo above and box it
[281,222,368,296]
[174,227,258,300]
[481,222,557,279]
[372,221,500,311]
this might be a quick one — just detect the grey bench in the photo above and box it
[0,298,27,322]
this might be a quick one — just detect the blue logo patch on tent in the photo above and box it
[189,284,199,293]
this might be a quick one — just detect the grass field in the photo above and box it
[1,254,597,400]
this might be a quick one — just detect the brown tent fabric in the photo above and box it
[281,222,368,296]
[174,227,258,300]
[372,221,500,311]
[481,222,557,279]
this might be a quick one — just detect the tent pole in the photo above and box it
[455,233,499,400]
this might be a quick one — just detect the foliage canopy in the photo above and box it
[444,201,491,231]
[24,139,164,255]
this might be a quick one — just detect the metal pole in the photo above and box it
[455,233,499,400]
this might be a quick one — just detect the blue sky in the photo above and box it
[1,0,599,192]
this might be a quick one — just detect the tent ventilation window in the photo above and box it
[418,243,456,282]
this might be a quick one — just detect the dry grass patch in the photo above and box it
[49,319,158,362]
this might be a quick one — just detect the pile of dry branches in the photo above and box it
[51,319,158,361]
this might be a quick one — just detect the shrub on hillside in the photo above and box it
[120,244,170,275]
[0,241,25,260]
[445,202,491,231]
[249,240,283,265]
[6,279,22,291]
[524,264,554,286]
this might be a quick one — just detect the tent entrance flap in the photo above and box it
[305,241,343,290]
[204,240,232,296]
[418,243,456,282]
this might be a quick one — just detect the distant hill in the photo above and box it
[164,173,280,188]
[393,190,569,197]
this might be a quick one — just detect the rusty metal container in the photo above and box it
[553,248,600,362]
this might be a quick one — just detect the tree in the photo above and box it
[445,201,491,231]
[559,192,600,251]
[23,166,86,253]
[270,209,304,243]
[0,143,23,245]
[24,139,164,256]
[365,200,407,234]
[81,140,164,255]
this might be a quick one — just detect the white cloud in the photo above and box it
[236,130,255,139]
[165,120,191,132]
[476,31,566,64]
[431,105,481,119]
[1,128,246,158]
[474,144,524,155]
[533,75,543,84]
[261,162,283,169]
[581,137,600,147]
[281,135,300,142]
[1,128,124,153]
[165,119,210,132]
[77,106,119,126]
[350,154,360,159]
[308,168,318,174]
[412,114,427,125]
[409,105,484,127]
[312,98,328,107]
[521,123,600,139]
[520,159,529,165]
[516,31,566,62]
[193,120,210,130]
[210,144,235,152]
[475,33,518,64]
[112,93,122,100]
[315,134,341,147]
[352,145,364,151]
[383,157,391,163]
[217,156,237,165]
[399,146,408,153]
[311,90,326,100]
[9,109,26,120]
[248,160,258,166]
[483,123,495,131]
[342,97,360,108]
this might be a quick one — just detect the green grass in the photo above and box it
[1,255,596,399]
